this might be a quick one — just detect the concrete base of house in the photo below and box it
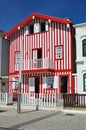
[63,109,86,114]
[21,105,63,111]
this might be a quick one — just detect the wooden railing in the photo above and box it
[63,93,86,108]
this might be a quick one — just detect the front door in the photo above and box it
[60,76,68,93]
[35,77,40,94]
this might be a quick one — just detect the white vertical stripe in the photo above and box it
[61,23,62,45]
[35,34,36,48]
[55,22,57,46]
[50,23,52,59]
[38,33,39,48]
[58,60,60,70]
[23,33,25,70]
[61,60,63,70]
[66,27,68,70]
[69,28,71,69]
[44,33,46,58]
[58,23,60,45]
[40,34,41,47]
[64,24,66,69]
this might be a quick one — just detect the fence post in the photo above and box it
[6,93,8,104]
[36,98,39,111]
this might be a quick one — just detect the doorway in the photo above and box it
[60,76,68,93]
[35,77,40,97]
[37,49,42,68]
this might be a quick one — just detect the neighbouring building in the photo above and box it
[0,30,9,92]
[5,13,76,98]
[74,23,86,94]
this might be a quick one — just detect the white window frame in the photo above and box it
[33,50,37,62]
[15,52,20,63]
[83,73,86,91]
[56,46,62,58]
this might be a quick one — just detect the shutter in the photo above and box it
[34,23,40,33]
[29,78,35,91]
[45,21,48,31]
[33,50,37,62]
[42,77,47,88]
[12,78,15,89]
[53,76,58,88]
[24,25,29,35]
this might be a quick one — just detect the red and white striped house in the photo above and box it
[5,13,76,97]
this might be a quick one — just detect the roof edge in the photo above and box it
[4,12,71,37]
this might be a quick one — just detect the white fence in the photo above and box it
[21,93,63,108]
[0,93,13,105]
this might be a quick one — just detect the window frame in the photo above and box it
[55,45,63,59]
[15,51,20,63]
[83,73,86,91]
[82,39,86,57]
[33,49,37,63]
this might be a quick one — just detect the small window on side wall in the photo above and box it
[16,52,20,63]
[56,46,62,59]
[82,39,86,57]
[83,73,86,91]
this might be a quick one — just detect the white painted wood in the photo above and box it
[12,78,15,89]
[74,23,86,94]
[34,23,40,33]
[29,78,35,91]
[53,76,58,88]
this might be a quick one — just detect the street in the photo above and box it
[0,107,86,130]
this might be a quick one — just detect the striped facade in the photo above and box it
[5,13,76,97]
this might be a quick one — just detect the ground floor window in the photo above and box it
[83,73,86,91]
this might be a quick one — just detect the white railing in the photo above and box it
[15,58,54,71]
[21,93,63,108]
[0,93,13,105]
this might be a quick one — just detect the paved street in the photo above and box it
[0,107,86,130]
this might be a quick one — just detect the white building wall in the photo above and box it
[0,36,2,77]
[74,23,86,94]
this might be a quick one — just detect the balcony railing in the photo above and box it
[15,58,54,71]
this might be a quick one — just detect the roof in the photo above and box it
[5,13,71,37]
[74,22,86,28]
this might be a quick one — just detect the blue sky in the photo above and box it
[0,0,86,32]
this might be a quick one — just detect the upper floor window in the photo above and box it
[83,73,86,91]
[56,46,62,58]
[40,22,46,32]
[30,25,34,34]
[15,52,20,63]
[26,21,48,35]
[82,39,86,57]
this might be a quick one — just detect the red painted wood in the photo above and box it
[5,13,75,95]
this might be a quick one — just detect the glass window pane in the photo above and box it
[56,46,62,58]
[83,39,86,56]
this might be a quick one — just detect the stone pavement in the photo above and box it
[0,106,86,130]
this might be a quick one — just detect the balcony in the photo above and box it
[15,58,54,71]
